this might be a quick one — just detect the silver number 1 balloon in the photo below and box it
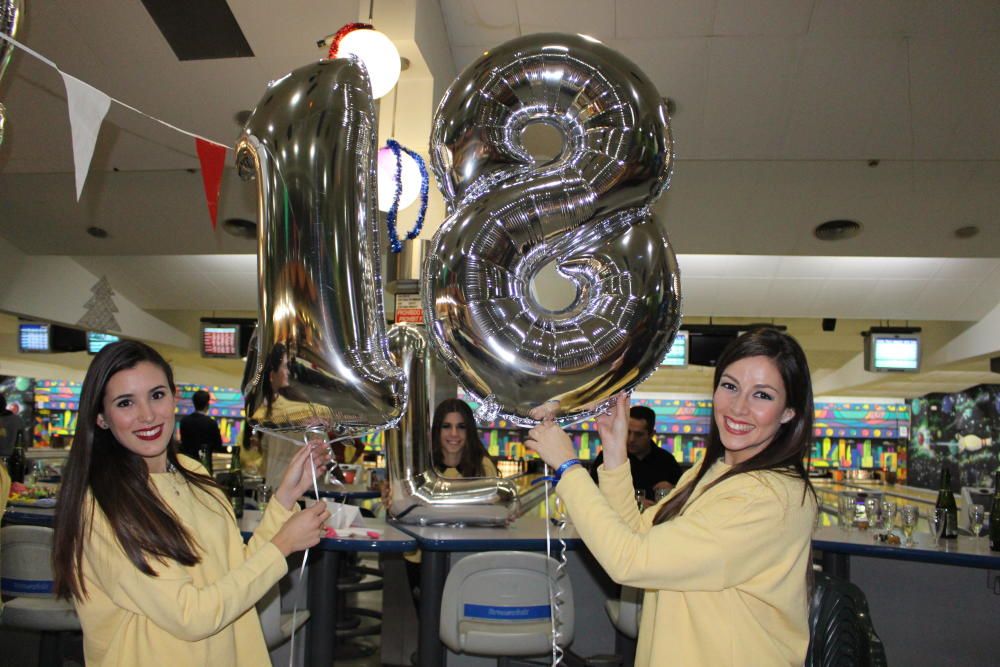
[237,57,405,437]
[424,33,681,427]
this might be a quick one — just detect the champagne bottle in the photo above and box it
[934,466,958,539]
[7,430,26,484]
[228,446,244,519]
[989,470,1000,552]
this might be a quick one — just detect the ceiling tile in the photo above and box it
[440,0,519,48]
[614,0,716,39]
[713,0,814,36]
[515,0,616,41]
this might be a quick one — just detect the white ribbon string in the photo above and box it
[287,431,345,667]
[541,465,567,667]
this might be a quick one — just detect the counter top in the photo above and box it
[396,515,582,552]
[812,525,1000,569]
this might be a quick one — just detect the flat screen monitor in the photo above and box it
[201,323,241,358]
[865,332,921,372]
[18,323,50,353]
[87,332,120,355]
[660,330,689,367]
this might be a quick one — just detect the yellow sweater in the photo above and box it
[76,456,295,666]
[557,459,815,667]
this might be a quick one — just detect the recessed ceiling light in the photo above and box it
[86,226,109,239]
[954,225,979,239]
[222,218,257,239]
[814,219,862,241]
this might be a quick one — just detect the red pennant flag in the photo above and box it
[195,138,228,229]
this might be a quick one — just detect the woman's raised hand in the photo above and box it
[595,393,630,470]
[274,439,332,510]
[271,501,330,556]
[525,421,577,470]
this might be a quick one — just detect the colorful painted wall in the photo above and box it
[909,384,998,491]
[11,378,246,448]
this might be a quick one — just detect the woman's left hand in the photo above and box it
[274,439,332,510]
[525,422,577,470]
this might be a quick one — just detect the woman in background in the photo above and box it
[52,341,331,667]
[526,328,817,666]
[430,398,497,478]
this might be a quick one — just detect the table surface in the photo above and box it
[239,508,416,552]
[812,524,1000,569]
[396,515,582,551]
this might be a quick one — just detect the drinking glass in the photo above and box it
[635,490,645,512]
[654,488,670,503]
[881,501,897,534]
[968,504,985,539]
[864,497,881,532]
[901,505,918,547]
[932,507,948,543]
[254,483,273,507]
[838,495,855,530]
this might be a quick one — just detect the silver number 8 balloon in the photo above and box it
[424,33,681,427]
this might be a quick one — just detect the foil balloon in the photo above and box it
[424,33,681,427]
[384,322,526,526]
[236,57,405,438]
[0,0,24,147]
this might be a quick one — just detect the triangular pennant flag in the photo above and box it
[195,138,227,229]
[60,72,111,200]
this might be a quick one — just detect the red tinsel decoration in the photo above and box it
[328,23,374,59]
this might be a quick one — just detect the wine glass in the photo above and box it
[901,505,918,547]
[932,507,948,544]
[968,504,985,539]
[881,500,897,534]
[864,497,881,532]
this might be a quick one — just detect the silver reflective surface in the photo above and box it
[237,57,405,436]
[424,33,681,427]
[0,0,23,147]
[384,323,519,526]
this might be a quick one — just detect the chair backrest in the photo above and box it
[440,551,574,657]
[0,525,57,598]
[805,572,888,667]
[608,585,643,639]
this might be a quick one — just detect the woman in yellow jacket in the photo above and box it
[52,341,332,667]
[527,328,817,667]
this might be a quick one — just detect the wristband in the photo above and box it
[531,458,582,487]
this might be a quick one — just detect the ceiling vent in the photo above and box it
[140,0,253,61]
[814,219,862,241]
[222,218,256,239]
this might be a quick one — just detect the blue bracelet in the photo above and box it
[532,458,582,486]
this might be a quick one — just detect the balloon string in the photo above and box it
[288,433,345,667]
[542,465,566,667]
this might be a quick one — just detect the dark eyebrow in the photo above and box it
[110,385,168,402]
[753,384,781,393]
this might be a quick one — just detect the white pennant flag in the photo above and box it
[61,72,111,200]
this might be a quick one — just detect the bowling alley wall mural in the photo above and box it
[909,384,998,491]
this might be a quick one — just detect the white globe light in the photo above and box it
[337,28,401,99]
[377,145,422,212]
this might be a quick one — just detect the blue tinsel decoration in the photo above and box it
[384,138,429,253]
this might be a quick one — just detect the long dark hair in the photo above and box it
[53,341,223,601]
[653,328,815,525]
[431,399,491,477]
[261,342,287,420]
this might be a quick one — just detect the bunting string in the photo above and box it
[0,30,228,147]
[0,29,228,216]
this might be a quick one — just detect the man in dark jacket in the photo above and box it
[178,390,224,460]
[590,404,682,506]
